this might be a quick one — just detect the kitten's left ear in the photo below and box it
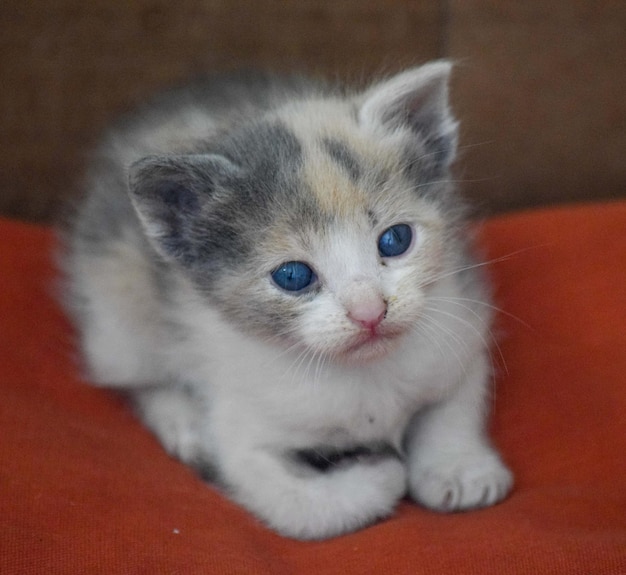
[358,60,459,171]
[128,153,241,265]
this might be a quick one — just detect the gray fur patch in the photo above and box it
[222,121,303,185]
[215,121,329,237]
[128,121,312,292]
[175,122,327,337]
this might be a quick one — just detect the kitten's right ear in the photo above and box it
[128,154,240,264]
[358,61,458,172]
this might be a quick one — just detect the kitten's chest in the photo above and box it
[187,309,462,447]
[212,350,451,448]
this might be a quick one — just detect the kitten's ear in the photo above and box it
[128,154,240,264]
[358,60,458,171]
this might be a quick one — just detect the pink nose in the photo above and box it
[347,300,387,331]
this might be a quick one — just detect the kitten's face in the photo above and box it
[207,110,454,364]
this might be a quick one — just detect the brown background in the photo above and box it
[2,1,624,222]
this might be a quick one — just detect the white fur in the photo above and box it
[69,231,166,387]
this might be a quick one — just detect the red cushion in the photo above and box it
[2,202,625,573]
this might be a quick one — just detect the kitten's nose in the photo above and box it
[347,298,387,331]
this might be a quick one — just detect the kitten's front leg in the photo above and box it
[218,440,407,540]
[132,386,209,466]
[406,352,513,511]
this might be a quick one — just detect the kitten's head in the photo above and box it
[129,61,465,364]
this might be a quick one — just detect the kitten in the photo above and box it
[62,61,513,540]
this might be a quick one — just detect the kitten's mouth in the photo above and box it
[342,328,400,360]
[350,332,383,349]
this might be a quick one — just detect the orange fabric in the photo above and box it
[1,202,625,574]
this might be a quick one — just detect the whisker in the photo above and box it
[421,308,496,412]
[428,297,507,374]
[416,311,470,382]
[313,348,329,389]
[417,245,549,289]
[456,139,497,152]
[423,302,506,377]
[410,176,498,192]
[428,295,532,330]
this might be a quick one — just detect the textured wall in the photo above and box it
[448,1,626,212]
[1,1,624,221]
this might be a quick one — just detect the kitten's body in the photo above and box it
[62,62,512,539]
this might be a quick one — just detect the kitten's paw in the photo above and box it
[279,456,407,540]
[408,450,513,512]
[231,454,407,540]
[133,387,206,464]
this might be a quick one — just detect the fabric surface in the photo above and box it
[1,202,625,574]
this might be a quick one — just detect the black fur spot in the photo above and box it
[292,442,398,473]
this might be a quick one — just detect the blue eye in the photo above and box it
[271,261,315,292]
[378,224,413,257]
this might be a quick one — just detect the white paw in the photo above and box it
[156,416,203,463]
[231,454,407,540]
[133,387,206,464]
[408,451,513,512]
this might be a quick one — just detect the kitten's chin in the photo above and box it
[336,332,400,364]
